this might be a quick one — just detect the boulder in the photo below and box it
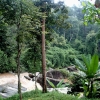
[29,73,35,78]
[67,66,77,72]
[46,71,53,78]
[47,87,71,94]
[0,83,27,98]
[46,77,65,88]
[46,70,64,79]
[37,75,65,88]
[24,76,31,80]
[36,74,42,87]
[31,72,40,81]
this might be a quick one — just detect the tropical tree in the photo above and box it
[75,54,100,98]
[0,0,40,99]
[85,30,97,55]
[66,16,79,42]
[81,0,100,56]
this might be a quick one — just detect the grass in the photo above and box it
[0,90,100,100]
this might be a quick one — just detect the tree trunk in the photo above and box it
[16,2,22,100]
[16,24,22,100]
[41,17,47,93]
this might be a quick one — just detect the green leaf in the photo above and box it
[75,58,86,72]
[46,79,55,88]
[90,54,99,75]
[82,9,86,13]
[84,21,88,26]
[82,2,86,7]
[56,80,64,88]
[61,83,70,88]
[82,55,91,75]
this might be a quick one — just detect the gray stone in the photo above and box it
[46,70,64,79]
[37,75,66,88]
[29,73,35,78]
[0,83,27,98]
[67,66,77,72]
[24,76,31,80]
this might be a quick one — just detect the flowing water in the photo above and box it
[0,72,42,91]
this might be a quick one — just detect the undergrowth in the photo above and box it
[0,90,99,100]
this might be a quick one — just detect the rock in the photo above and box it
[37,70,66,88]
[29,73,35,78]
[35,72,40,77]
[36,74,42,87]
[0,83,27,98]
[46,71,53,78]
[24,76,31,80]
[47,87,71,94]
[31,72,40,81]
[29,72,40,79]
[67,66,77,72]
[37,75,66,88]
[46,77,65,88]
[46,70,64,79]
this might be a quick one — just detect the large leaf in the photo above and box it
[82,55,91,75]
[56,80,64,88]
[46,79,55,88]
[90,55,99,75]
[75,58,86,72]
[82,2,86,7]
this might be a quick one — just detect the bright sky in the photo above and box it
[54,0,95,7]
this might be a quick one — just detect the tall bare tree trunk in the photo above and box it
[16,23,22,100]
[42,17,47,93]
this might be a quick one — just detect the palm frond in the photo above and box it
[56,80,64,88]
[46,79,55,88]
[82,55,91,74]
[90,54,99,75]
[75,58,86,72]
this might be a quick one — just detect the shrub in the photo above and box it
[0,50,17,73]
[0,50,9,73]
[68,72,84,95]
[75,54,100,98]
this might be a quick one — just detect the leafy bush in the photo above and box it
[0,50,17,73]
[68,72,84,95]
[46,46,80,68]
[75,54,100,98]
[0,50,9,73]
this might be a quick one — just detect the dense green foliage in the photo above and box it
[0,0,100,73]
[0,0,100,99]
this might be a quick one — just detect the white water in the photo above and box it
[0,72,42,91]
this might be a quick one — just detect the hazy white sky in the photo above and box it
[54,0,95,7]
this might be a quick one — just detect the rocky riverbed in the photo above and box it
[0,69,73,98]
[0,72,42,98]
